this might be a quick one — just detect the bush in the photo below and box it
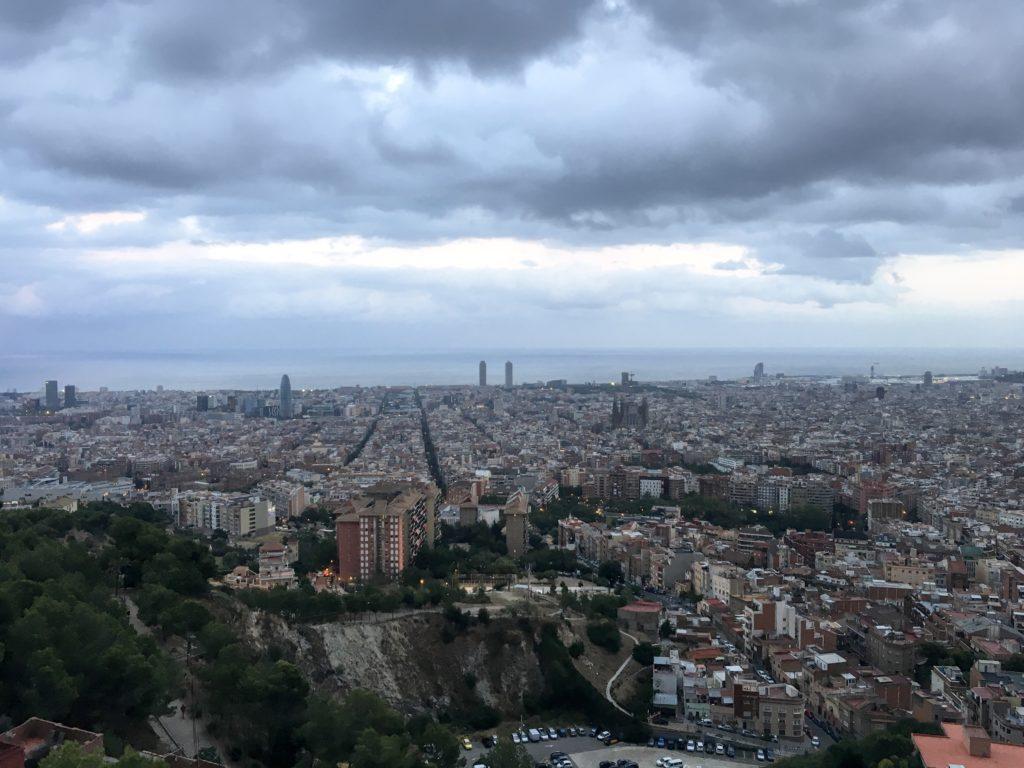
[586,620,622,653]
[632,642,656,665]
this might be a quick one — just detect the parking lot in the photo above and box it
[568,744,751,768]
[511,731,779,768]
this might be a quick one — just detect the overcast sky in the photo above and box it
[2,0,1023,353]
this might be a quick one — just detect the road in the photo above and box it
[803,714,838,748]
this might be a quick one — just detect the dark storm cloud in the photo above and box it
[1,0,1024,352]
[135,0,598,79]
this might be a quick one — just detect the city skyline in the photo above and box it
[4,5,1024,768]
[1,1,1023,352]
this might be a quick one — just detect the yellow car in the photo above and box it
[462,738,473,751]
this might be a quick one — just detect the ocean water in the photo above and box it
[1,348,1021,392]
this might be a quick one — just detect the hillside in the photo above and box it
[238,607,544,719]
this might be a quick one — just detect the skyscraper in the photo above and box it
[923,370,933,387]
[279,374,293,418]
[64,385,76,408]
[505,360,513,388]
[478,360,487,387]
[754,362,765,381]
[44,380,59,411]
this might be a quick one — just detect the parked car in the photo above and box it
[765,749,775,762]
[647,738,655,748]
[512,733,521,744]
[811,736,820,747]
[461,738,472,751]
[716,744,725,755]
[597,731,610,742]
[590,728,600,738]
[482,736,494,749]
[528,729,541,743]
[726,745,736,758]
[705,741,715,754]
[655,737,666,749]
[696,741,704,752]
[686,740,695,752]
[756,749,766,762]
[665,738,676,750]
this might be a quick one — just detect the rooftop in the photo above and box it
[913,723,1024,768]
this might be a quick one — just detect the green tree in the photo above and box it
[598,561,624,584]
[1004,653,1024,672]
[659,619,673,639]
[586,620,622,653]
[417,722,461,768]
[483,739,533,768]
[300,690,405,765]
[351,730,418,768]
[632,642,656,665]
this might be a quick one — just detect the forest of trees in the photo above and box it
[2,501,654,767]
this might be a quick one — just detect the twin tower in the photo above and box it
[479,360,513,388]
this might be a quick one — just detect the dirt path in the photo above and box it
[120,594,232,765]
[605,629,639,715]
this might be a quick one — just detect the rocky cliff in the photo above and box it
[240,609,544,717]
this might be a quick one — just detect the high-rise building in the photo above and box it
[196,394,209,412]
[478,360,487,387]
[923,370,934,387]
[44,380,59,411]
[505,360,513,388]
[279,374,293,419]
[504,490,530,559]
[754,362,765,380]
[63,385,76,408]
[335,482,438,582]
[621,371,631,386]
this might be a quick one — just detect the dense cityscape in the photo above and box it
[2,361,1023,768]
[4,2,1024,768]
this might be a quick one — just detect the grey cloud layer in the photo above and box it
[1,0,1023,350]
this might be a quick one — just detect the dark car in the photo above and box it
[705,742,715,754]
[666,738,676,750]
[598,762,613,768]
[655,737,666,749]
[558,728,567,738]
[647,738,655,747]
[726,746,736,758]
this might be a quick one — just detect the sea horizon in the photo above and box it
[2,346,1021,393]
